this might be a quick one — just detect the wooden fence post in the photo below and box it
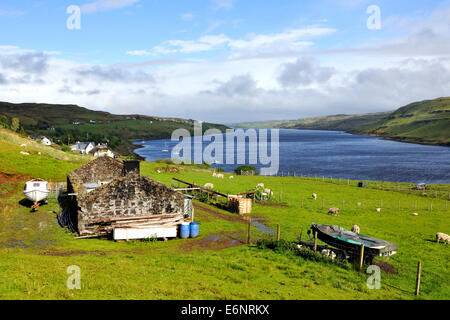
[415,261,422,296]
[301,197,304,209]
[359,244,365,272]
[322,198,325,210]
[277,224,281,241]
[247,218,252,244]
[314,231,318,252]
[430,200,433,212]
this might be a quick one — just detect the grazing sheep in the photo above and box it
[204,183,214,190]
[351,225,360,234]
[412,213,419,216]
[212,172,217,177]
[263,188,273,197]
[256,183,265,189]
[321,249,337,260]
[376,208,382,212]
[215,173,224,179]
[229,176,234,179]
[312,193,317,200]
[436,232,450,244]
[328,208,340,215]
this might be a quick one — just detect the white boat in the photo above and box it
[162,142,169,152]
[23,179,50,205]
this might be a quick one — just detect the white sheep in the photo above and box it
[436,232,450,244]
[20,143,27,147]
[256,183,265,189]
[412,213,419,216]
[263,188,273,197]
[351,225,360,234]
[20,151,30,155]
[215,173,224,179]
[376,208,382,212]
[229,176,234,179]
[328,208,339,215]
[312,193,317,200]
[204,183,214,190]
[321,249,337,260]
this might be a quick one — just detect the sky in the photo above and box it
[1,0,450,123]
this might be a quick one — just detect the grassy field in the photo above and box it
[0,131,449,300]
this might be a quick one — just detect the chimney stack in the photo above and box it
[123,160,140,177]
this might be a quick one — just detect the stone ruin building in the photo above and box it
[64,157,185,236]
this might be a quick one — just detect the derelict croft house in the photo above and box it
[64,157,186,238]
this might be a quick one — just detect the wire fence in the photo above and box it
[269,171,450,200]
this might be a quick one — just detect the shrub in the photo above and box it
[234,165,257,175]
[155,158,174,164]
[61,144,71,152]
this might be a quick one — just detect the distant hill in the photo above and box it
[235,112,391,131]
[356,97,450,146]
[233,97,450,146]
[0,102,229,156]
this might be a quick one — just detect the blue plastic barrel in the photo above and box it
[190,222,199,238]
[179,223,190,239]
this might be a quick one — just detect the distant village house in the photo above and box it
[89,145,115,158]
[70,141,96,155]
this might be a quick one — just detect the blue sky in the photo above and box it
[1,0,450,122]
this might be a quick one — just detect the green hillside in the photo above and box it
[233,112,391,130]
[357,98,450,146]
[0,102,229,156]
[233,97,450,146]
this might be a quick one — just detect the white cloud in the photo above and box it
[278,58,336,87]
[181,12,195,21]
[2,44,449,123]
[211,0,233,11]
[147,27,336,56]
[81,0,141,14]
[126,50,153,56]
[0,9,25,16]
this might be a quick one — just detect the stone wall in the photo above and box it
[67,156,123,194]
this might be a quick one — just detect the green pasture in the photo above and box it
[0,133,448,300]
